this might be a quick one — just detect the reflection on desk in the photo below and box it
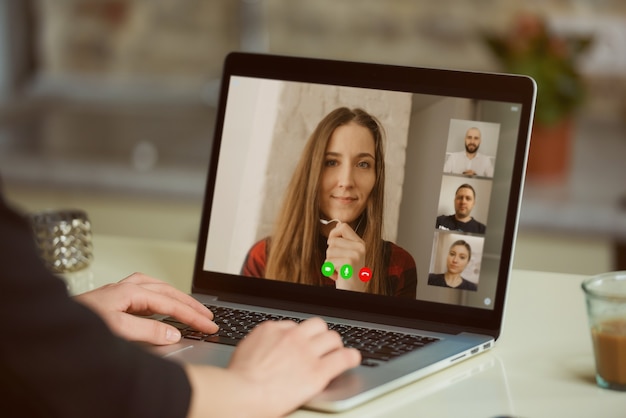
[80,235,625,418]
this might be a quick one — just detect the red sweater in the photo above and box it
[241,237,418,298]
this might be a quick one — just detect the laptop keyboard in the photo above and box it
[162,305,439,367]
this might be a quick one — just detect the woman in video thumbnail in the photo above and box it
[428,239,477,291]
[241,107,417,298]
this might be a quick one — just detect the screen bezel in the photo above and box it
[192,52,536,339]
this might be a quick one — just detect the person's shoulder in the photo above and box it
[428,273,445,285]
[471,218,486,233]
[248,237,270,254]
[461,279,478,291]
[255,237,270,246]
[387,241,410,255]
[436,214,454,229]
[386,241,416,267]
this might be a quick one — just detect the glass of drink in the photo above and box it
[30,209,93,273]
[582,271,626,391]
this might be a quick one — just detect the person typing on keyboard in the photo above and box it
[0,190,361,418]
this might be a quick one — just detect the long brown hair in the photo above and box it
[265,107,392,295]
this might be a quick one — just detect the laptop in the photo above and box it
[153,52,536,412]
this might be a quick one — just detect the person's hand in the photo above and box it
[326,222,367,292]
[185,317,361,418]
[462,169,477,176]
[229,318,361,415]
[74,272,218,345]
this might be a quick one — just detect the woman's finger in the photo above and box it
[117,273,214,320]
[108,313,184,345]
[131,281,214,319]
[122,287,219,335]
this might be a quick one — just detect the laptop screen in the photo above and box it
[194,53,534,333]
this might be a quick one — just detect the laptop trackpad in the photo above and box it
[152,342,233,368]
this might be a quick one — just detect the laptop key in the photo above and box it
[203,334,241,346]
[183,331,206,341]
[162,318,191,331]
[360,351,391,362]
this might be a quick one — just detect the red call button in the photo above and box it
[358,267,372,282]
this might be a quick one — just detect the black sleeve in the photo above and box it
[0,195,192,418]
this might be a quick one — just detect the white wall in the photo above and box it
[204,77,282,272]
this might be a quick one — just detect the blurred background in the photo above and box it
[0,0,624,275]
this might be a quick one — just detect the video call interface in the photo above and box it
[204,76,524,310]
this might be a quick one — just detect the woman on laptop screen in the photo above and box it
[428,239,478,291]
[241,107,417,298]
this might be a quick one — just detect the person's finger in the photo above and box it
[253,318,299,334]
[119,272,167,285]
[131,281,214,320]
[114,273,214,321]
[326,244,360,262]
[308,328,345,357]
[109,313,184,345]
[328,222,360,242]
[120,273,214,318]
[292,318,354,357]
[317,347,362,378]
[124,287,218,334]
[327,229,364,261]
[290,317,331,339]
[234,319,297,355]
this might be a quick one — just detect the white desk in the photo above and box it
[81,234,626,418]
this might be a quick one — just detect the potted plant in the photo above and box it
[483,12,593,180]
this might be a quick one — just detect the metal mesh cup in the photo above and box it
[30,209,93,274]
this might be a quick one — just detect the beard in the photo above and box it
[465,143,479,154]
